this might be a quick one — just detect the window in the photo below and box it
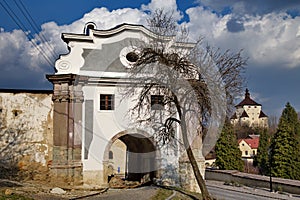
[253,150,256,155]
[100,94,114,110]
[126,52,139,62]
[245,151,248,156]
[109,151,113,159]
[151,95,164,110]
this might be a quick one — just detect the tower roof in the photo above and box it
[240,110,249,118]
[259,110,268,118]
[236,89,261,107]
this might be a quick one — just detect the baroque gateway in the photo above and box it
[1,23,206,192]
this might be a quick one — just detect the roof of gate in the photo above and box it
[61,23,195,47]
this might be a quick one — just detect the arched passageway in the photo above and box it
[103,131,159,183]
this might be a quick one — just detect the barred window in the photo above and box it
[100,94,114,110]
[151,95,164,110]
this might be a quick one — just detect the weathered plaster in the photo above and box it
[0,91,53,180]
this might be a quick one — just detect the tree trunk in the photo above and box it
[181,115,212,200]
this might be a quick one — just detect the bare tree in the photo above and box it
[268,115,278,135]
[121,9,246,200]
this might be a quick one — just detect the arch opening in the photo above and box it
[103,131,159,184]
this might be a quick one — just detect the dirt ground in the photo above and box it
[0,179,108,200]
[0,179,199,200]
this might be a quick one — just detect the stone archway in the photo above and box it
[103,129,160,184]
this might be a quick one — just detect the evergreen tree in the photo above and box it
[215,120,244,171]
[270,102,300,180]
[253,128,270,175]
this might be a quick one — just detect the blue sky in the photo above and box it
[0,0,300,118]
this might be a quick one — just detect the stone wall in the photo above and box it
[0,90,53,181]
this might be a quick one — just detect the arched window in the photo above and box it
[109,151,113,159]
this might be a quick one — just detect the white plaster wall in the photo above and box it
[233,105,268,128]
[81,83,180,180]
[0,92,53,167]
[239,140,257,158]
[239,140,251,157]
[243,105,261,126]
[109,139,126,175]
[55,30,146,75]
[59,25,202,188]
[82,85,136,171]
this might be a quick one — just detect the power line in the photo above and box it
[13,0,58,61]
[0,0,56,68]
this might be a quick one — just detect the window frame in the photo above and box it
[151,95,164,110]
[109,151,113,159]
[100,94,115,111]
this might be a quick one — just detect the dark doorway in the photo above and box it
[119,134,157,182]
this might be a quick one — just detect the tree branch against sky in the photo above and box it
[0,0,299,118]
[119,9,247,199]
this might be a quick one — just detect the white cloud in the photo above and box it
[141,0,182,21]
[196,0,300,15]
[184,6,227,41]
[1,0,300,91]
[0,7,148,75]
[185,7,300,68]
[0,29,39,71]
[0,0,182,76]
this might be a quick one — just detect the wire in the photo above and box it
[13,0,58,61]
[0,0,56,68]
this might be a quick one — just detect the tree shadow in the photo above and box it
[0,128,30,180]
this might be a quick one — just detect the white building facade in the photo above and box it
[46,23,205,192]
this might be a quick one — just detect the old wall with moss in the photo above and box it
[0,91,53,181]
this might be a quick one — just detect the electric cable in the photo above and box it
[13,0,58,61]
[0,0,55,67]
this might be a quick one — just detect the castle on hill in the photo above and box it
[231,89,268,128]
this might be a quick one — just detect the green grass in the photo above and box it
[0,193,33,200]
[152,188,173,200]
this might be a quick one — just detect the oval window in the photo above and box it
[126,52,139,62]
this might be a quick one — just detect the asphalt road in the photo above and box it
[206,180,300,200]
[73,181,300,200]
[208,186,276,200]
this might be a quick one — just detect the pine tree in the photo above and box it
[215,120,244,171]
[253,128,270,175]
[270,102,300,180]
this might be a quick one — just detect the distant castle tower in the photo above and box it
[231,89,268,128]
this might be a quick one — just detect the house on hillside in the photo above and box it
[231,89,268,128]
[238,135,260,162]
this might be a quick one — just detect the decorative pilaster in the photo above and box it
[46,74,86,186]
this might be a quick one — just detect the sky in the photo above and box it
[0,0,300,119]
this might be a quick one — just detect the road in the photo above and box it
[73,182,300,200]
[206,181,300,200]
[208,185,275,200]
